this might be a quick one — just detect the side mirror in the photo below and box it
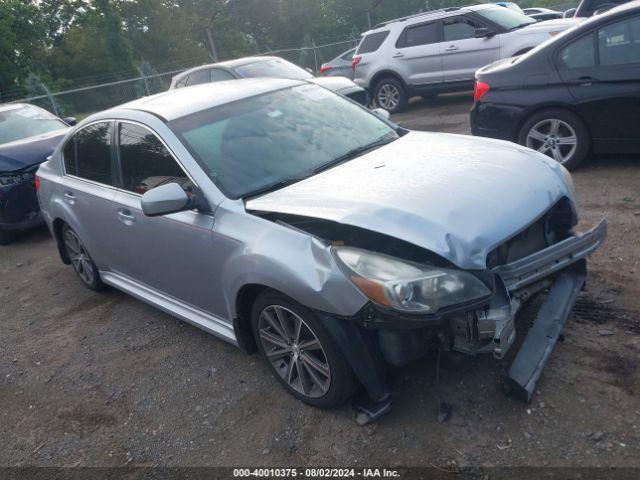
[63,116,77,126]
[141,183,190,217]
[371,107,390,120]
[474,27,495,38]
[563,8,576,18]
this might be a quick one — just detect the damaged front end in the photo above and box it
[252,200,607,410]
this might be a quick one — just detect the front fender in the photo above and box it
[215,207,368,319]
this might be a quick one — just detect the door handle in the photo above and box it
[571,76,598,86]
[392,52,404,58]
[445,45,459,52]
[117,209,136,226]
[63,191,75,204]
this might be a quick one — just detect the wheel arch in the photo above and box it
[370,70,408,92]
[514,103,592,143]
[52,218,71,265]
[233,283,272,354]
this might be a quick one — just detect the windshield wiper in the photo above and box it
[313,135,398,175]
[243,171,315,200]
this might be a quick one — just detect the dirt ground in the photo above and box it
[1,93,639,469]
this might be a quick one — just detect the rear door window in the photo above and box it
[117,122,192,195]
[356,31,390,53]
[557,34,596,68]
[63,122,113,185]
[398,22,439,48]
[186,69,210,86]
[210,68,235,82]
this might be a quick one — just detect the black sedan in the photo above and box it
[0,103,72,244]
[471,1,640,169]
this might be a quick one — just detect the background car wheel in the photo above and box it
[517,108,589,169]
[0,230,14,246]
[373,77,408,113]
[62,224,104,291]
[251,291,357,408]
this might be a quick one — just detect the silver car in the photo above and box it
[37,79,605,420]
[320,48,357,79]
[170,56,368,106]
[353,4,578,112]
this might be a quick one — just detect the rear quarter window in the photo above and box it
[356,31,390,54]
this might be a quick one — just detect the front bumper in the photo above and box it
[0,176,43,232]
[323,219,607,405]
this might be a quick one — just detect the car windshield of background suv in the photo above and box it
[170,84,398,199]
[0,106,66,145]
[476,6,537,30]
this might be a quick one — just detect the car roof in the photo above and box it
[175,56,283,80]
[117,77,303,121]
[369,3,497,30]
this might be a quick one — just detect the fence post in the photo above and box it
[40,82,60,117]
[312,40,318,72]
[137,66,151,96]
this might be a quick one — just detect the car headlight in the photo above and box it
[333,247,491,313]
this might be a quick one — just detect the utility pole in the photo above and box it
[204,26,219,62]
[367,0,385,29]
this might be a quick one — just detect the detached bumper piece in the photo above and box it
[504,266,585,403]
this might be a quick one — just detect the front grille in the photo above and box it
[487,197,577,268]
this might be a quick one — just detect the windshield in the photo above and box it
[0,105,66,145]
[170,84,398,199]
[476,6,536,30]
[233,59,314,81]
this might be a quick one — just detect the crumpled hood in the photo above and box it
[246,131,574,270]
[0,128,69,172]
[309,76,364,94]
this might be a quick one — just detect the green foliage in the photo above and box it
[0,0,575,99]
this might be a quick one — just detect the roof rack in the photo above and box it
[371,5,467,29]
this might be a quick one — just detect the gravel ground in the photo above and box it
[1,92,639,468]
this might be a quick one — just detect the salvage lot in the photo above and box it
[1,93,639,468]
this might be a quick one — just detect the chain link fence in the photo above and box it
[3,36,360,120]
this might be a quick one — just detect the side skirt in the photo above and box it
[100,271,238,346]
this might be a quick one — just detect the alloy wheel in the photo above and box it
[526,118,578,165]
[63,228,95,286]
[257,305,331,398]
[377,83,400,110]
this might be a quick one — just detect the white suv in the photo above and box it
[353,4,579,112]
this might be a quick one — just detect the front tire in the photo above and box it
[251,291,357,408]
[517,108,589,169]
[373,77,408,113]
[62,224,104,291]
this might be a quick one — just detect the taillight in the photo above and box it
[35,174,40,191]
[319,64,332,75]
[352,55,362,71]
[474,81,490,102]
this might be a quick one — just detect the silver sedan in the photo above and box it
[37,78,605,421]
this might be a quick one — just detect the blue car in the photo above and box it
[0,103,72,245]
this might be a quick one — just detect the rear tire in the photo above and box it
[61,224,104,291]
[373,77,408,113]
[251,290,357,408]
[517,108,590,170]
